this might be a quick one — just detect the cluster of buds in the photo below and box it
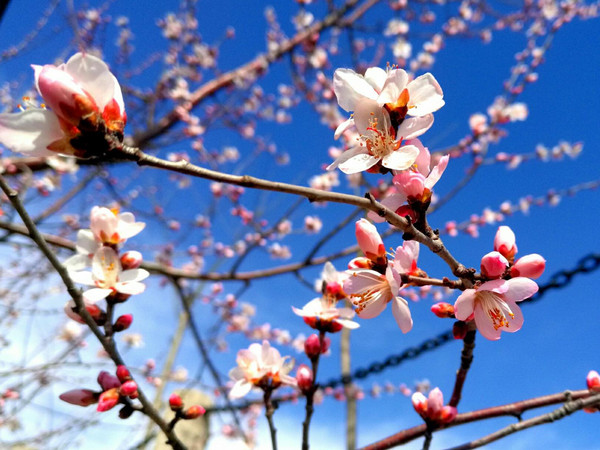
[0,53,126,158]
[64,206,148,333]
[168,393,206,420]
[59,366,138,417]
[342,219,425,333]
[411,387,457,424]
[453,226,545,340]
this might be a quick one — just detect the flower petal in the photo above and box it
[454,289,476,320]
[424,155,449,190]
[337,149,379,174]
[397,115,434,140]
[333,69,378,111]
[407,73,445,116]
[473,302,501,340]
[363,67,388,91]
[391,296,413,333]
[334,117,355,139]
[0,109,63,156]
[367,193,407,223]
[503,277,539,302]
[228,379,252,399]
[377,69,409,106]
[381,145,419,171]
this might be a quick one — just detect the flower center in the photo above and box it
[478,291,514,330]
[362,117,401,160]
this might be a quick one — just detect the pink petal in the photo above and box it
[501,300,524,333]
[473,303,502,340]
[503,277,539,302]
[407,73,445,116]
[396,115,434,140]
[453,289,476,321]
[353,98,387,135]
[424,155,449,190]
[409,139,430,175]
[391,296,413,333]
[427,387,444,414]
[366,193,407,223]
[0,109,63,156]
[333,69,378,112]
[478,278,510,294]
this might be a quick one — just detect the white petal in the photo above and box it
[381,145,419,171]
[82,288,112,303]
[69,270,95,286]
[377,69,409,106]
[228,380,252,400]
[338,152,380,174]
[397,115,434,140]
[336,318,360,329]
[363,67,388,91]
[407,73,445,116]
[392,296,413,333]
[333,69,378,111]
[334,117,355,139]
[353,98,386,135]
[75,229,98,255]
[119,268,149,283]
[327,146,374,174]
[116,281,146,296]
[63,254,90,271]
[0,110,63,156]
[64,53,122,111]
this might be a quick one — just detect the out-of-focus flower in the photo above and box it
[59,389,97,407]
[292,296,359,333]
[0,53,126,157]
[587,370,600,392]
[411,387,457,424]
[90,206,145,245]
[431,302,454,318]
[454,277,538,340]
[296,364,313,393]
[228,341,296,399]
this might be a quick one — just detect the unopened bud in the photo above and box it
[480,251,509,278]
[296,364,313,393]
[59,389,98,407]
[183,405,206,419]
[304,334,322,359]
[119,380,138,398]
[120,251,143,270]
[116,365,131,383]
[97,388,120,412]
[119,404,134,419]
[510,254,546,279]
[494,226,518,263]
[431,302,454,318]
[452,321,468,340]
[113,314,133,332]
[97,371,120,391]
[587,370,600,392]
[169,393,183,411]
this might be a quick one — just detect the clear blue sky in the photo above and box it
[0,1,599,449]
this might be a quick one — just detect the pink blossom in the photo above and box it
[510,253,546,279]
[90,206,145,245]
[351,219,387,268]
[228,341,296,399]
[0,53,125,157]
[292,296,359,333]
[411,387,457,424]
[494,226,518,262]
[480,251,509,279]
[454,277,538,340]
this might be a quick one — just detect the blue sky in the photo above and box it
[0,0,599,449]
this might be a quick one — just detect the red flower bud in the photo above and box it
[587,370,600,392]
[480,251,508,278]
[59,389,98,407]
[431,302,455,318]
[183,405,206,419]
[120,251,143,270]
[119,380,138,398]
[116,365,131,383]
[304,334,321,359]
[169,393,183,411]
[296,364,313,393]
[113,314,133,332]
[97,388,120,412]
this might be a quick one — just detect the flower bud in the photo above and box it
[304,334,322,359]
[587,370,600,392]
[347,256,373,270]
[494,226,518,262]
[97,371,121,391]
[119,404,135,419]
[480,251,509,278]
[431,302,454,318]
[119,380,138,398]
[510,254,546,279]
[183,405,206,419]
[452,321,468,340]
[113,314,133,332]
[411,392,428,416]
[355,219,386,265]
[169,393,184,411]
[393,170,426,200]
[121,251,143,270]
[296,364,313,393]
[116,365,131,383]
[59,389,98,407]
[97,388,120,412]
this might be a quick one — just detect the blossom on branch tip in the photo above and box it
[494,226,517,263]
[350,219,387,269]
[411,387,457,424]
[0,53,126,158]
[587,370,600,392]
[228,341,296,399]
[292,296,358,333]
[90,206,145,246]
[454,277,538,340]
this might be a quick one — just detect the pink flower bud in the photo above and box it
[116,365,131,383]
[120,251,143,270]
[169,393,184,410]
[97,371,121,391]
[438,405,458,423]
[494,226,518,262]
[587,370,600,392]
[304,334,322,359]
[97,388,120,412]
[480,251,509,278]
[510,254,546,279]
[113,314,133,332]
[296,364,313,393]
[183,405,206,419]
[355,219,386,265]
[321,336,331,354]
[431,302,454,318]
[33,64,100,128]
[411,392,428,416]
[59,389,98,407]
[119,380,138,398]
